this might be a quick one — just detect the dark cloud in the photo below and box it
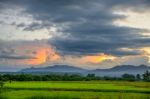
[0,0,150,56]
[0,55,36,60]
[50,37,147,56]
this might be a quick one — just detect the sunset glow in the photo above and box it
[141,47,150,63]
[28,49,47,65]
[12,41,61,65]
[27,48,60,65]
[82,54,116,64]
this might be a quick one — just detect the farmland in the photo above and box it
[0,81,150,99]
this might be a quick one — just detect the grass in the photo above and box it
[4,81,150,93]
[0,90,150,99]
[0,81,150,99]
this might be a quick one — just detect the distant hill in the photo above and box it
[90,65,150,77]
[19,65,150,77]
[93,65,149,71]
[20,65,86,73]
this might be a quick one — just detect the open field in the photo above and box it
[0,81,150,99]
[1,90,150,99]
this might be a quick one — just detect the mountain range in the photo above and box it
[19,65,150,77]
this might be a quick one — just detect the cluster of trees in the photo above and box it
[0,74,94,81]
[121,71,150,81]
[0,71,150,82]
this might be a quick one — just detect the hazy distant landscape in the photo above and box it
[19,64,150,77]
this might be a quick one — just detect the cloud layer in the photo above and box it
[0,0,150,70]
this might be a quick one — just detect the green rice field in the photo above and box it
[0,81,150,99]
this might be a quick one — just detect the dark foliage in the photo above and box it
[121,74,135,81]
[0,71,149,82]
[142,70,150,82]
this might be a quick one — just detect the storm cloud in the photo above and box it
[0,0,150,69]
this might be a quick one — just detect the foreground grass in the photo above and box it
[4,81,150,93]
[0,81,150,99]
[0,90,150,99]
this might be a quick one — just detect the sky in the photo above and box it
[0,0,150,71]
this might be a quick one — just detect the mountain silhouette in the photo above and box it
[20,64,150,77]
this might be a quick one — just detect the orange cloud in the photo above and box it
[27,48,60,65]
[14,41,60,65]
[81,53,116,64]
[27,49,47,65]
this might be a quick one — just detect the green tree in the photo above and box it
[143,71,150,81]
[87,74,95,78]
[86,74,96,80]
[122,74,135,81]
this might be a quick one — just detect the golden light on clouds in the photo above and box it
[15,41,60,65]
[82,53,116,64]
[27,48,60,65]
[54,53,117,69]
[141,47,150,54]
[140,47,150,63]
[28,49,47,65]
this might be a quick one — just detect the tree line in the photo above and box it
[0,71,150,82]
